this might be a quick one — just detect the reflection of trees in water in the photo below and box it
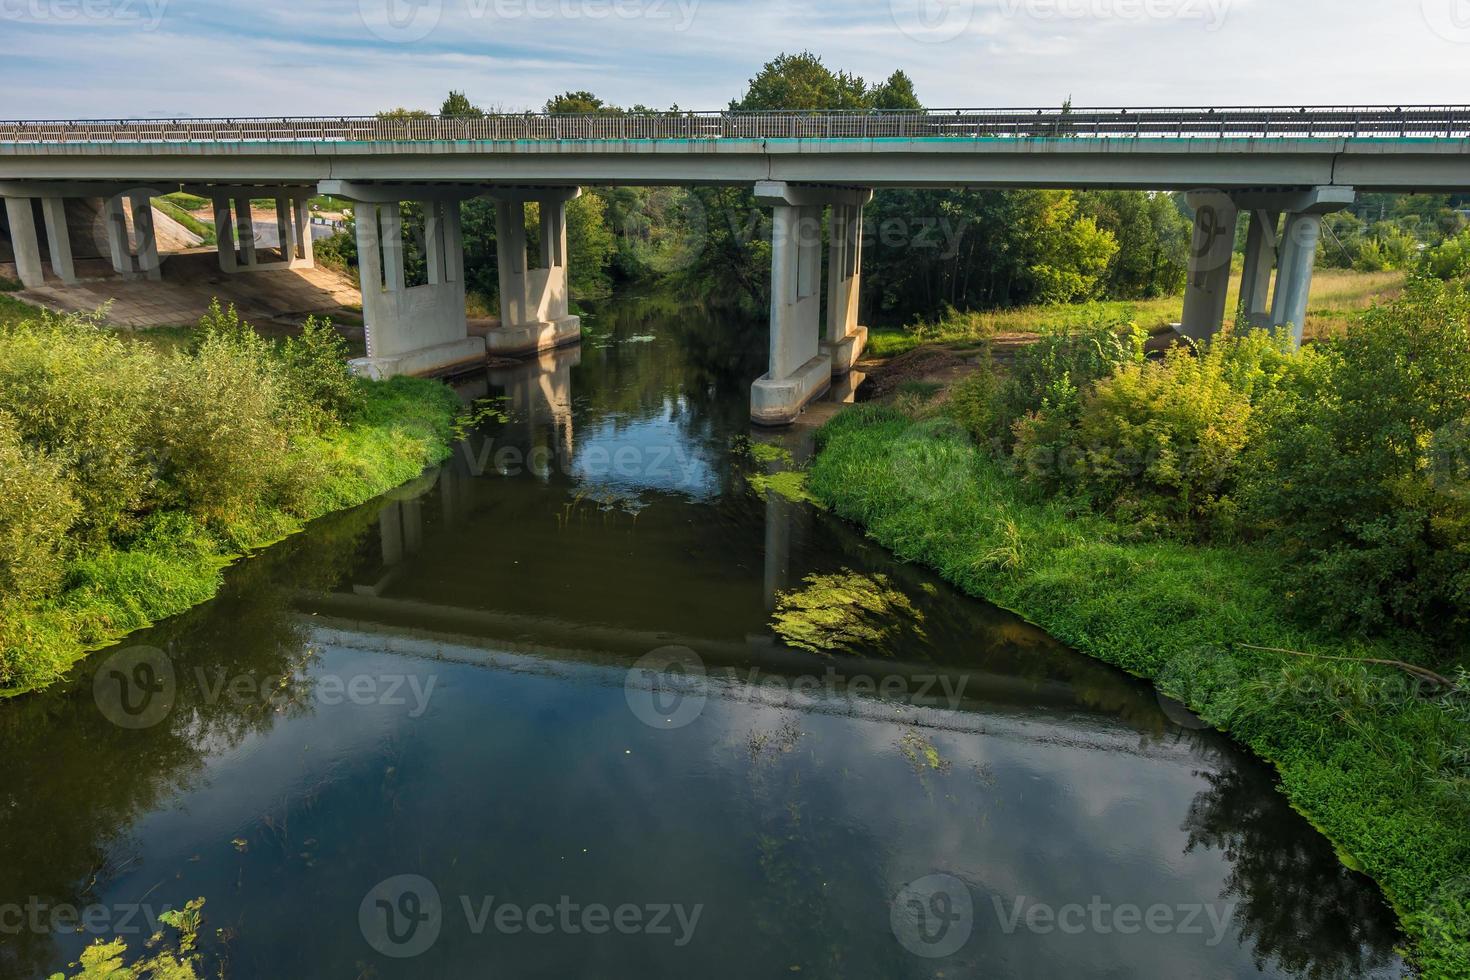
[0,502,381,978]
[1182,763,1402,980]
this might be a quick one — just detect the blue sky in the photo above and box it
[2,0,1467,118]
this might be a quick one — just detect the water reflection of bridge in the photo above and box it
[289,343,1196,739]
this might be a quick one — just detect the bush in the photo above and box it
[1243,278,1470,637]
[0,312,154,540]
[995,321,1146,448]
[149,304,295,529]
[0,412,81,602]
[945,363,1001,442]
[281,314,366,427]
[1420,227,1470,282]
[1063,343,1254,531]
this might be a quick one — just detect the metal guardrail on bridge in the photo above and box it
[1,106,1467,144]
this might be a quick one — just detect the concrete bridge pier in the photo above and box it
[1179,191,1239,342]
[192,185,316,273]
[1232,187,1355,346]
[752,182,873,425]
[823,192,872,375]
[485,187,582,357]
[321,181,485,379]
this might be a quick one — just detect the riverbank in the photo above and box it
[867,268,1407,358]
[808,402,1469,976]
[0,304,462,698]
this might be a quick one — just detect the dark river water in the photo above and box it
[0,292,1406,979]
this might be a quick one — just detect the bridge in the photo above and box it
[3,105,1468,423]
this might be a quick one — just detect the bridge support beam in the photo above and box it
[317,182,484,380]
[751,182,873,425]
[1179,191,1238,342]
[485,187,581,357]
[823,197,871,375]
[1230,187,1355,347]
[3,196,45,288]
[1237,208,1280,328]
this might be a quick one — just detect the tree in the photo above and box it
[870,71,923,111]
[440,90,483,118]
[545,91,623,115]
[732,52,870,111]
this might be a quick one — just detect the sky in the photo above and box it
[1,0,1468,119]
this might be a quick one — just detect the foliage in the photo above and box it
[772,570,927,655]
[1242,278,1470,637]
[945,362,1001,442]
[0,305,462,696]
[809,404,1470,977]
[996,320,1146,449]
[0,412,80,602]
[1420,227,1470,281]
[0,310,155,540]
[51,898,207,979]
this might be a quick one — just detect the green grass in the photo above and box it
[0,378,462,698]
[870,270,1408,357]
[158,191,210,211]
[809,405,1470,978]
[153,198,217,246]
[0,292,41,327]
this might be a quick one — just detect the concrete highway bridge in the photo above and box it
[2,106,1468,423]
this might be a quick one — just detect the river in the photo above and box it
[0,290,1405,978]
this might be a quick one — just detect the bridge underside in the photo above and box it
[5,125,1464,421]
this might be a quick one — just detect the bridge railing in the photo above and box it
[1,106,1467,144]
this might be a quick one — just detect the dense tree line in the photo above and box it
[336,53,1467,323]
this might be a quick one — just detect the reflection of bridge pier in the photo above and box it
[487,344,580,476]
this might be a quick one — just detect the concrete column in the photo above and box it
[1237,208,1279,327]
[380,203,405,293]
[1272,212,1323,347]
[103,196,136,279]
[751,201,830,425]
[40,197,75,284]
[343,193,484,380]
[294,197,314,267]
[212,196,237,272]
[1180,191,1239,342]
[129,193,160,281]
[234,197,257,266]
[425,200,445,286]
[485,188,581,356]
[4,197,45,288]
[275,197,294,263]
[442,200,463,284]
[823,200,869,375]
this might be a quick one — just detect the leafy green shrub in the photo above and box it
[1243,278,1470,637]
[996,321,1146,447]
[1420,227,1470,282]
[0,412,80,603]
[149,306,294,528]
[945,363,1001,442]
[0,312,154,540]
[1067,343,1254,531]
[281,314,366,427]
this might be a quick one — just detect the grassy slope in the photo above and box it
[809,405,1469,978]
[869,269,1407,357]
[0,377,462,698]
